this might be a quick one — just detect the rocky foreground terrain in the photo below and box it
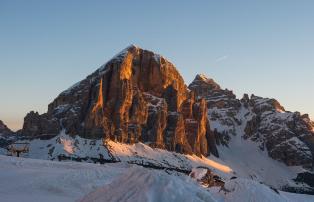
[1,45,314,200]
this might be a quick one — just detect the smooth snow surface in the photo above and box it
[214,133,303,188]
[80,167,216,202]
[1,155,314,202]
[0,155,124,202]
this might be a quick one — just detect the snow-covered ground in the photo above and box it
[212,131,305,189]
[0,155,125,202]
[1,155,313,202]
[1,124,314,201]
[1,131,234,179]
[1,128,311,192]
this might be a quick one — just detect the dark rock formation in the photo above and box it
[19,45,314,168]
[189,167,225,188]
[244,95,314,168]
[188,74,221,97]
[0,120,14,148]
[189,74,241,146]
[22,111,60,137]
[189,74,314,168]
[21,45,217,157]
[0,120,13,135]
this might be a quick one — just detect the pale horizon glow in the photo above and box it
[0,1,313,131]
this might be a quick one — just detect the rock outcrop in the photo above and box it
[21,45,217,157]
[20,45,314,168]
[189,74,314,168]
[189,75,241,147]
[0,120,13,135]
[0,120,14,148]
[22,111,60,137]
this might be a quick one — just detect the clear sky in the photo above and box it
[0,0,313,131]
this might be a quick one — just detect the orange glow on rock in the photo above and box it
[92,78,104,113]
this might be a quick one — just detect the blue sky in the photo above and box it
[0,0,313,130]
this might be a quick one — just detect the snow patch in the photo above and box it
[60,138,74,154]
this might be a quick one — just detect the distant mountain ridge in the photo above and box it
[1,46,314,195]
[189,73,314,168]
[0,120,12,135]
[17,45,314,169]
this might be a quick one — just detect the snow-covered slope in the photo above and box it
[206,105,305,188]
[189,74,314,170]
[187,74,314,193]
[1,131,233,178]
[80,166,216,202]
[1,128,312,195]
[1,155,313,202]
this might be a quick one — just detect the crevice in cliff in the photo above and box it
[92,78,104,113]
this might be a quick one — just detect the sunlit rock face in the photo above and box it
[20,45,314,167]
[189,74,314,168]
[21,45,217,157]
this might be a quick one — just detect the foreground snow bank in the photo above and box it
[80,167,216,202]
[211,178,314,202]
[1,155,314,202]
[0,155,125,202]
[1,131,306,192]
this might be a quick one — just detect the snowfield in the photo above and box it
[80,167,216,202]
[0,155,125,202]
[1,127,314,202]
[5,129,307,191]
[1,155,314,202]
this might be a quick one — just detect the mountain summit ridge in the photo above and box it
[21,45,218,157]
[18,46,314,168]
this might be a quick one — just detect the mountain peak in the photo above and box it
[188,74,221,96]
[196,74,219,83]
[23,45,216,157]
[60,45,174,96]
[196,73,210,81]
[0,120,13,135]
[126,43,140,49]
[97,45,164,74]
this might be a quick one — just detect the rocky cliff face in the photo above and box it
[0,120,14,148]
[243,96,314,167]
[20,45,314,168]
[189,75,241,147]
[0,120,13,135]
[189,74,314,168]
[21,45,217,157]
